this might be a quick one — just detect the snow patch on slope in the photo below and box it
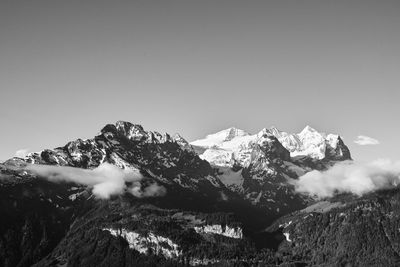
[191,126,345,166]
[191,127,250,147]
[194,224,243,239]
[103,228,181,258]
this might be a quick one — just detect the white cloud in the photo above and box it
[293,159,400,198]
[129,182,167,198]
[354,135,380,146]
[25,163,166,199]
[15,148,30,158]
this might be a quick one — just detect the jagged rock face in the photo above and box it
[103,228,182,258]
[253,130,290,162]
[22,121,223,192]
[240,159,308,216]
[269,126,352,161]
[325,135,351,160]
[114,121,149,141]
[14,121,317,218]
[14,122,351,220]
[173,133,194,152]
[190,125,351,215]
[191,125,351,167]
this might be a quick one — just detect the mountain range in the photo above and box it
[0,121,399,266]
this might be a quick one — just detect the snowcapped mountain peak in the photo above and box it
[191,127,250,148]
[326,133,340,148]
[258,126,288,139]
[172,133,185,141]
[297,125,325,143]
[173,133,194,151]
[113,121,146,141]
[299,125,318,135]
[268,126,283,137]
[257,128,273,138]
[115,121,144,132]
[223,127,250,142]
[103,121,177,144]
[191,125,351,166]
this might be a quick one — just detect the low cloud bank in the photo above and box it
[129,182,167,198]
[293,160,400,198]
[354,135,380,146]
[25,163,166,199]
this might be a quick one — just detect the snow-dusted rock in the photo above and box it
[265,126,351,160]
[283,232,292,242]
[194,224,243,239]
[173,133,194,152]
[190,125,350,167]
[103,228,182,258]
[17,121,226,193]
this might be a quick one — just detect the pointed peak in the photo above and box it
[191,127,249,147]
[211,127,249,137]
[173,133,184,140]
[300,125,318,134]
[256,128,275,138]
[100,120,147,141]
[257,126,283,136]
[221,126,244,133]
[223,127,249,141]
[268,126,282,135]
[326,133,340,140]
[115,121,144,131]
[173,133,194,151]
[173,133,189,144]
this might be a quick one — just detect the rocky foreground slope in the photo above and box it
[0,121,399,266]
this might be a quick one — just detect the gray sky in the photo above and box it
[1,0,399,162]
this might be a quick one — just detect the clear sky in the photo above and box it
[0,0,399,162]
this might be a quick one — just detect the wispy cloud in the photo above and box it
[354,135,380,146]
[25,163,166,199]
[293,159,400,198]
[15,148,30,158]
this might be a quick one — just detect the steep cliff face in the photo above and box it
[267,126,351,161]
[103,228,182,258]
[324,135,351,160]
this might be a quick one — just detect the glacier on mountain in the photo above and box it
[191,125,349,167]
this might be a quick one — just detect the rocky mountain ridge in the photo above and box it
[191,125,351,168]
[4,121,397,267]
[12,122,351,213]
[190,125,351,215]
[6,121,353,225]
